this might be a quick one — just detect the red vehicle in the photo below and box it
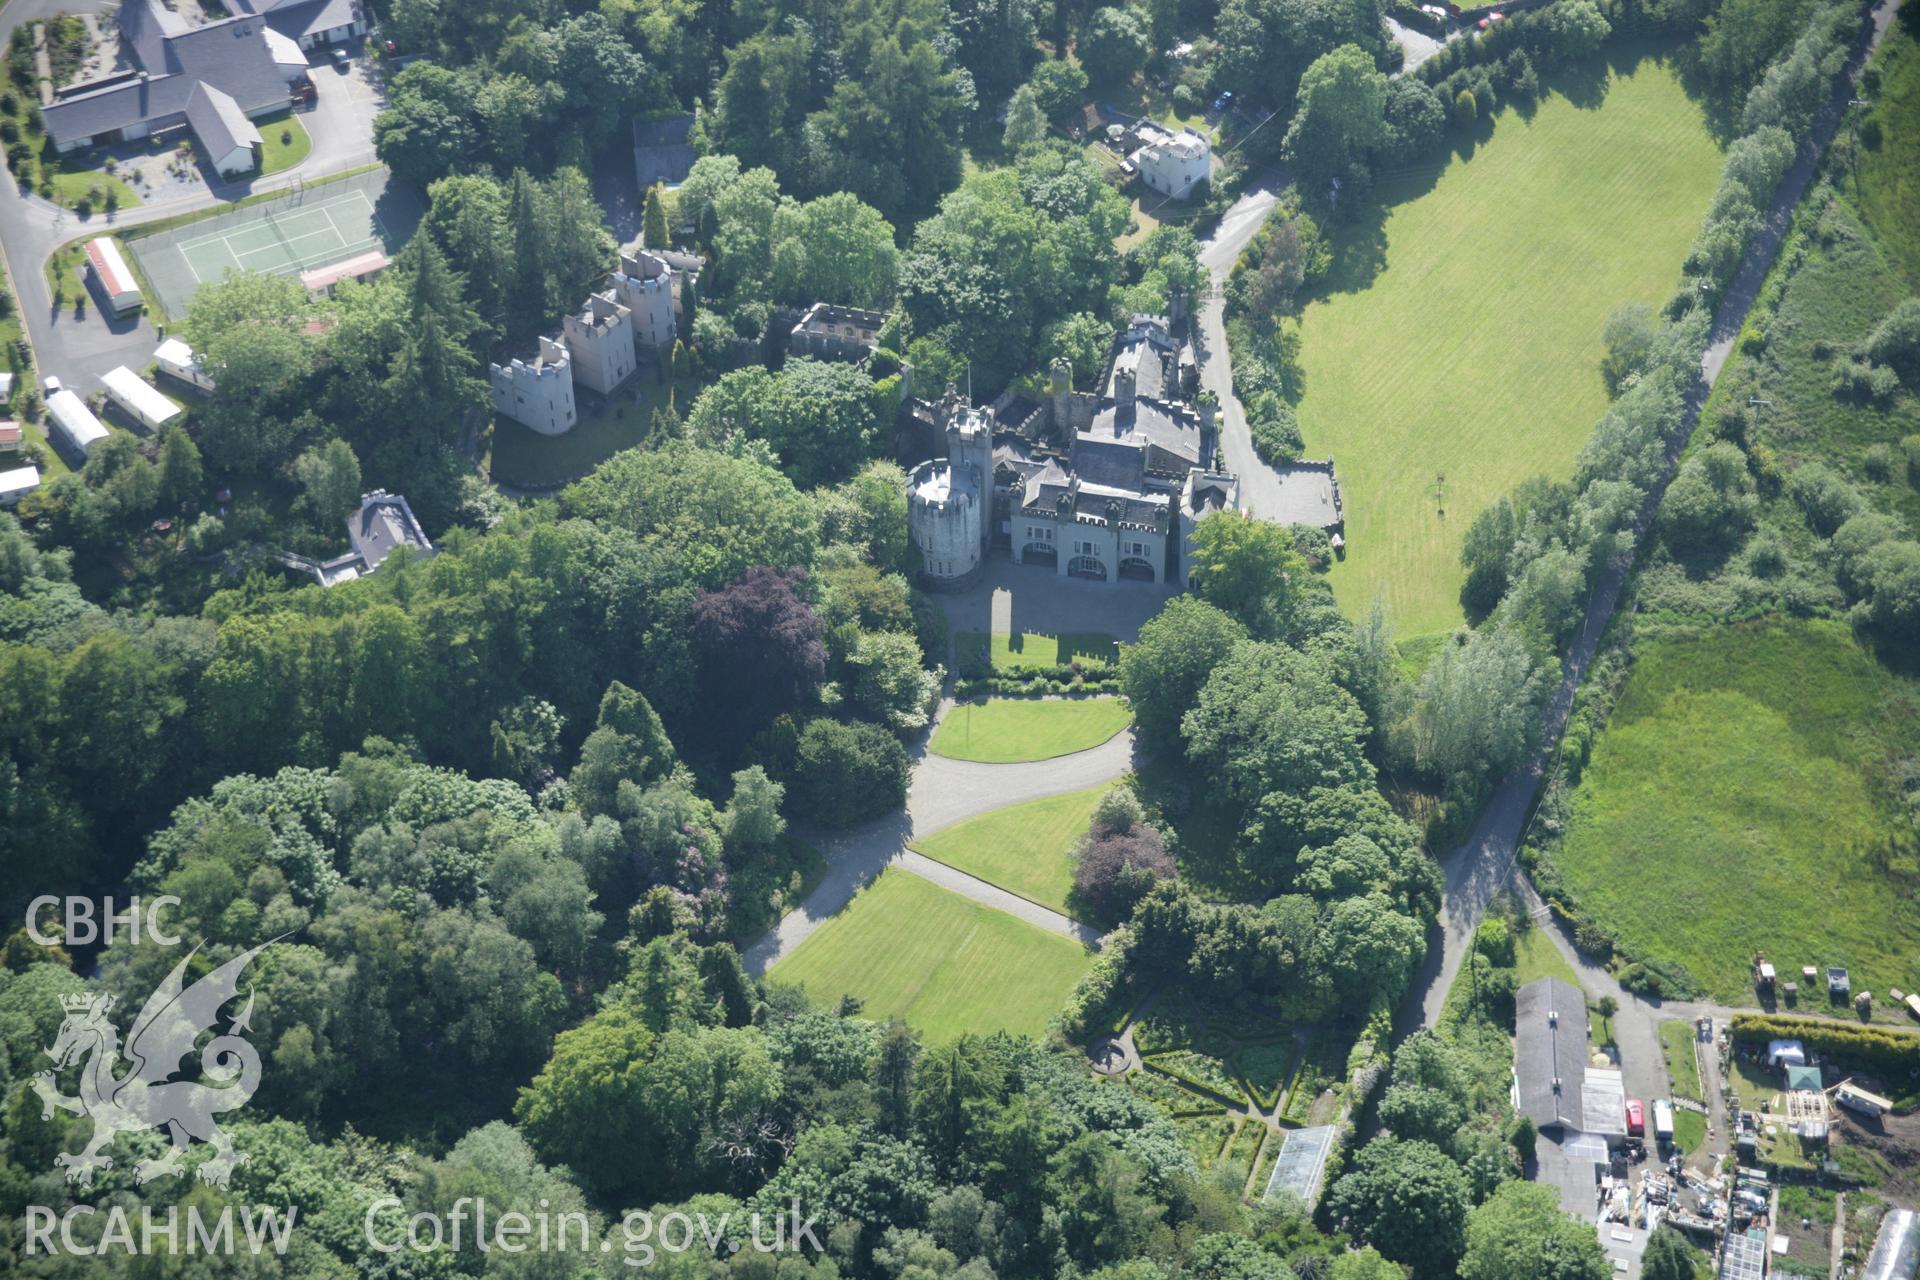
[1625,1099,1645,1138]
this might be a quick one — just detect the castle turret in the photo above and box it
[907,455,983,590]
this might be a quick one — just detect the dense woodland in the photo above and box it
[0,0,1903,1275]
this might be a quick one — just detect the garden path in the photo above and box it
[742,716,1136,975]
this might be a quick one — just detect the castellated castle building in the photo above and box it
[908,315,1241,589]
[562,292,638,395]
[491,245,700,433]
[489,336,577,436]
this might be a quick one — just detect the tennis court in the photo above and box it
[129,169,425,319]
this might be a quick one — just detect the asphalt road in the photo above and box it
[0,2,386,395]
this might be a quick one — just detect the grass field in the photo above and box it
[909,782,1107,914]
[929,697,1132,763]
[257,113,313,176]
[957,631,1119,671]
[1856,19,1920,285]
[1661,1019,1704,1101]
[1514,924,1582,989]
[1548,619,1920,1009]
[1672,1108,1706,1154]
[769,868,1092,1040]
[1294,48,1723,639]
[47,168,142,214]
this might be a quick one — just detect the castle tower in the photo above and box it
[907,455,983,590]
[947,403,994,561]
[1049,357,1073,429]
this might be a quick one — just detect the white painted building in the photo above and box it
[154,338,217,393]
[489,337,577,435]
[0,464,39,505]
[185,81,262,176]
[44,381,110,458]
[1129,124,1211,199]
[85,238,142,316]
[101,365,183,431]
[562,292,637,394]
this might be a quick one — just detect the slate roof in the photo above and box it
[346,491,433,571]
[1072,482,1166,528]
[186,81,261,158]
[1085,401,1203,473]
[42,0,289,147]
[1070,436,1148,492]
[1515,977,1588,1131]
[633,113,697,188]
[234,0,361,44]
[1186,474,1234,515]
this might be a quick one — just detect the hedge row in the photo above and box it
[952,675,1122,699]
[1729,1014,1920,1072]
[1057,925,1137,1041]
[953,656,1117,682]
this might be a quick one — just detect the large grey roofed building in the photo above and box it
[40,0,336,156]
[908,314,1236,589]
[230,0,367,49]
[1515,977,1588,1132]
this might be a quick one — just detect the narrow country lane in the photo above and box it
[1194,187,1287,518]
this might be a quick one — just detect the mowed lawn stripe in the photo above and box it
[770,868,1093,1040]
[1295,53,1722,640]
[910,783,1108,914]
[930,697,1132,763]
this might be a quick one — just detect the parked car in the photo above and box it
[331,47,351,67]
[1211,91,1233,113]
[1625,1099,1645,1138]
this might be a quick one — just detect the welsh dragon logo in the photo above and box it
[33,941,273,1189]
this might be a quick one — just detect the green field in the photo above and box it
[957,631,1119,671]
[769,868,1093,1040]
[1661,1019,1704,1101]
[929,697,1132,763]
[1294,50,1723,638]
[1672,1108,1706,1154]
[1514,924,1581,989]
[1857,21,1920,285]
[48,167,141,213]
[257,112,313,176]
[1548,620,1920,1008]
[909,783,1107,914]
